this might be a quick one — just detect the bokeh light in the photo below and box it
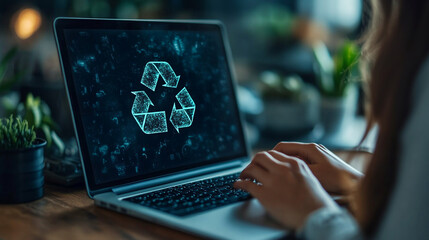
[13,8,42,40]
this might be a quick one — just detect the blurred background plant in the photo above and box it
[312,41,361,138]
[0,47,24,94]
[15,93,64,153]
[245,5,296,49]
[258,71,320,136]
[0,46,27,115]
[260,72,305,101]
[313,41,360,98]
[0,115,36,151]
[0,46,64,153]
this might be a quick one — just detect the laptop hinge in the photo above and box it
[111,159,244,195]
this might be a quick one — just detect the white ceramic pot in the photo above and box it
[259,85,320,135]
[320,85,358,136]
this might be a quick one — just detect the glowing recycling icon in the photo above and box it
[131,61,195,134]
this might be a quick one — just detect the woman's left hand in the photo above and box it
[234,150,339,229]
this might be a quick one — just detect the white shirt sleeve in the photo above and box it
[299,207,363,240]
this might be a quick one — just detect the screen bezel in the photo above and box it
[54,17,249,194]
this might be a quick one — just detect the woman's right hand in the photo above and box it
[273,142,364,195]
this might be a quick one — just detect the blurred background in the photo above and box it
[0,0,375,184]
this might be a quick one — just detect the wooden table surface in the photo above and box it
[0,183,202,240]
[0,151,371,240]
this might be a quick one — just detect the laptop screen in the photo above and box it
[55,19,248,190]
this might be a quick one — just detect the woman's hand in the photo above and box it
[273,142,363,194]
[234,150,339,229]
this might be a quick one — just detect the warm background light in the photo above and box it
[14,8,42,40]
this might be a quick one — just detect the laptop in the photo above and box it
[54,17,286,240]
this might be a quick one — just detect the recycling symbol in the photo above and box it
[131,61,196,134]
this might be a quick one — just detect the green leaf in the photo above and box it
[41,124,52,147]
[314,40,360,97]
[0,114,36,150]
[0,47,18,67]
[51,131,65,153]
[0,70,26,94]
[13,93,64,152]
[0,46,18,78]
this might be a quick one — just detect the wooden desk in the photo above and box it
[0,183,200,240]
[0,151,371,240]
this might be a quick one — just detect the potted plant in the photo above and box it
[0,115,46,203]
[258,71,320,136]
[313,41,360,135]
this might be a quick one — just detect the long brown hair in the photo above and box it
[357,0,429,236]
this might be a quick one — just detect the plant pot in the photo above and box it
[320,86,358,136]
[0,138,47,203]
[259,85,320,136]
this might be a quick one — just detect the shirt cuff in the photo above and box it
[296,207,362,240]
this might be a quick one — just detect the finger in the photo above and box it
[267,150,305,171]
[317,146,342,161]
[251,151,280,172]
[273,142,324,163]
[239,163,269,182]
[317,144,328,151]
[234,179,262,196]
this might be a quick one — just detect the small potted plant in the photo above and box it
[0,115,46,203]
[258,71,320,135]
[313,41,360,135]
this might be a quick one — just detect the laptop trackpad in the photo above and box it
[183,199,287,240]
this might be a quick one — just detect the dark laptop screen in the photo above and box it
[60,22,247,187]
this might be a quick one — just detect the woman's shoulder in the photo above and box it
[410,56,429,105]
[375,55,429,240]
[402,55,429,145]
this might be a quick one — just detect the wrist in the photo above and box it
[296,204,340,230]
[295,194,340,230]
[333,168,363,194]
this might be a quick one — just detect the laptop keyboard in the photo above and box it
[123,173,251,216]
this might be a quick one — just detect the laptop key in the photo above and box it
[123,173,251,216]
